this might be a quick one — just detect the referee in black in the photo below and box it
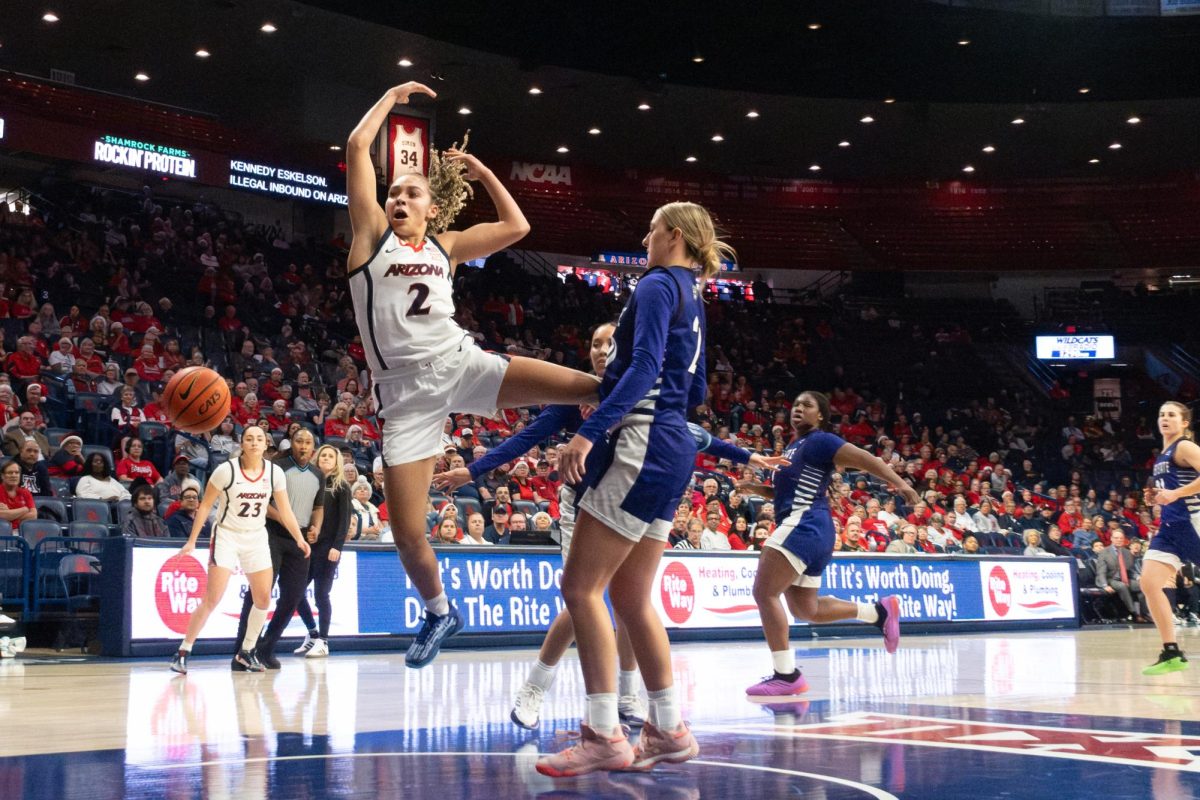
[235,428,325,669]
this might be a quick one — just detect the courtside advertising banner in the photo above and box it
[125,546,1075,643]
[354,549,572,634]
[977,559,1076,621]
[650,554,1077,629]
[130,547,360,640]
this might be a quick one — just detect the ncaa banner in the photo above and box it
[129,547,360,640]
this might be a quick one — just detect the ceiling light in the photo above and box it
[809,164,822,172]
[42,11,59,22]
[588,127,601,135]
[329,145,342,151]
[808,22,822,30]
[692,55,704,63]
[134,72,150,82]
[458,106,472,115]
[637,102,651,111]
[982,145,995,153]
[962,165,975,173]
[195,48,210,58]
[556,146,569,154]
[1088,158,1100,164]
[884,97,896,104]
[746,110,759,118]
[685,156,697,163]
[397,58,413,67]
[1078,87,1090,94]
[1126,116,1141,124]
[1108,142,1122,149]
[711,134,724,142]
[838,140,851,148]
[260,22,277,33]
[528,86,542,95]
[1011,117,1025,125]
[860,116,874,123]
[957,39,971,46]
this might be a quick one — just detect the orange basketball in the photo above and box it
[163,366,231,434]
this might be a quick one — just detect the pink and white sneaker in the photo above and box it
[746,670,809,697]
[879,595,902,654]
[535,724,635,778]
[629,721,700,770]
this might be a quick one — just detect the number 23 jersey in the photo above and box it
[349,232,468,373]
[211,458,286,533]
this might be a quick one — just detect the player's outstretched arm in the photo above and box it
[346,83,437,268]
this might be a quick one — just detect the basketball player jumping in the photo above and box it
[346,83,599,667]
[170,426,310,674]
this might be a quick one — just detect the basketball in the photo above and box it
[163,366,230,434]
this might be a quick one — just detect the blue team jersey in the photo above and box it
[773,430,846,522]
[1154,439,1200,527]
[577,266,706,442]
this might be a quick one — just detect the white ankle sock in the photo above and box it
[618,669,640,698]
[856,603,880,624]
[586,692,619,736]
[771,649,796,675]
[179,640,193,653]
[425,592,450,616]
[527,659,559,691]
[647,686,680,730]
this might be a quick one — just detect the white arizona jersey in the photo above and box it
[211,458,286,533]
[348,232,467,373]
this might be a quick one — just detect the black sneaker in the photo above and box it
[255,642,282,670]
[231,648,266,672]
[170,650,189,675]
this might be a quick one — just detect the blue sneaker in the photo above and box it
[405,605,464,668]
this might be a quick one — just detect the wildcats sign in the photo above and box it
[93,134,196,178]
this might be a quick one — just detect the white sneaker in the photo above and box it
[618,693,648,728]
[304,638,329,658]
[293,632,317,655]
[510,682,545,729]
[0,614,15,625]
[0,636,26,658]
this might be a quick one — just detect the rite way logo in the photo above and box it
[156,554,208,634]
[660,561,695,624]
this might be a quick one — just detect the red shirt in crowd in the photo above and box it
[0,486,34,532]
[324,418,348,438]
[5,351,41,379]
[117,458,161,484]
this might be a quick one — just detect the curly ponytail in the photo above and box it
[426,132,475,233]
[656,201,737,280]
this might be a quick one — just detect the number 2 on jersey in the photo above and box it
[407,283,432,317]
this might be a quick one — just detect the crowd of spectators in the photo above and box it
[0,178,1194,624]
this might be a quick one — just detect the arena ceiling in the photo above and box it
[3,0,1200,181]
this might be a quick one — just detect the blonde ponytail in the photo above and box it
[656,201,737,280]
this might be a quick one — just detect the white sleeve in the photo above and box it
[270,462,287,494]
[209,461,234,493]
